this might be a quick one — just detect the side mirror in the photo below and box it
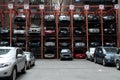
[17,54,23,58]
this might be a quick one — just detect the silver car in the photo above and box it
[24,51,35,69]
[114,49,120,70]
[0,47,26,80]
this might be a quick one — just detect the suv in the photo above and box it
[114,49,120,70]
[0,47,26,80]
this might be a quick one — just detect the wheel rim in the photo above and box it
[13,69,16,80]
[116,62,120,69]
[103,59,105,66]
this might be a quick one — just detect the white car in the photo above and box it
[0,47,26,80]
[86,47,96,61]
[24,51,35,69]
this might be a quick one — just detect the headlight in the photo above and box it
[0,63,11,68]
[105,56,111,59]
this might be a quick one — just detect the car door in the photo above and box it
[16,49,25,71]
[97,48,103,63]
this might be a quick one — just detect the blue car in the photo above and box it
[94,47,118,66]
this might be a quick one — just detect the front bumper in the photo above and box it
[0,65,13,77]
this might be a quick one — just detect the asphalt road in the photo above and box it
[17,59,120,80]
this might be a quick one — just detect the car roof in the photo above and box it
[0,47,17,50]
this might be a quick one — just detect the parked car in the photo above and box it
[88,28,100,34]
[24,51,35,69]
[13,28,25,35]
[44,41,55,47]
[29,41,40,47]
[60,49,73,60]
[14,14,26,26]
[59,28,70,35]
[103,15,115,22]
[0,47,26,80]
[14,42,25,47]
[44,14,55,21]
[59,15,70,22]
[94,47,118,66]
[74,28,82,35]
[0,41,9,46]
[44,28,56,35]
[73,14,85,22]
[86,47,96,61]
[28,24,41,35]
[104,42,116,47]
[104,24,116,34]
[74,41,86,47]
[114,49,120,70]
[89,41,101,47]
[0,27,10,35]
[44,49,56,59]
[75,53,86,59]
[88,14,100,22]
[59,42,71,47]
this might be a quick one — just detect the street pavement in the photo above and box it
[17,59,120,80]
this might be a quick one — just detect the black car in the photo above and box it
[0,27,10,35]
[88,14,100,22]
[89,41,101,47]
[59,42,71,47]
[73,14,85,22]
[29,41,40,47]
[74,28,82,35]
[59,28,70,35]
[14,14,26,26]
[94,47,118,66]
[103,15,115,22]
[60,49,73,60]
[0,41,9,46]
[104,42,116,47]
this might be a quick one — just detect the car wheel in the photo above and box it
[9,68,17,80]
[86,56,89,60]
[94,57,97,63]
[90,56,93,62]
[21,64,26,74]
[116,61,120,70]
[28,62,31,69]
[102,59,107,66]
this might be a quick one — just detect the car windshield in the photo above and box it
[0,49,10,55]
[104,48,117,53]
[61,49,70,53]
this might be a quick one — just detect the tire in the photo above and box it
[116,61,120,70]
[9,68,17,80]
[21,64,26,74]
[94,57,97,63]
[27,62,31,69]
[102,59,107,66]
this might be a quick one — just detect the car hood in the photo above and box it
[0,54,14,63]
[106,53,116,57]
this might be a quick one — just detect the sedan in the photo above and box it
[103,15,115,22]
[60,49,73,60]
[94,47,118,66]
[73,14,85,22]
[0,41,9,46]
[88,14,100,22]
[14,14,26,26]
[28,24,41,35]
[0,27,10,35]
[13,28,25,35]
[24,51,35,69]
[44,14,55,21]
[0,47,26,80]
[59,15,70,22]
[44,42,56,47]
[88,28,100,34]
[44,29,56,35]
[74,42,86,47]
[59,28,70,35]
[75,53,86,59]
[44,49,56,59]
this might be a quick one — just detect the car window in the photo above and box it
[0,49,10,55]
[104,48,117,53]
[17,49,23,55]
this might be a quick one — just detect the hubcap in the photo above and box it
[116,62,120,69]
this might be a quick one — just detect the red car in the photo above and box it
[44,29,56,35]
[74,53,86,59]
